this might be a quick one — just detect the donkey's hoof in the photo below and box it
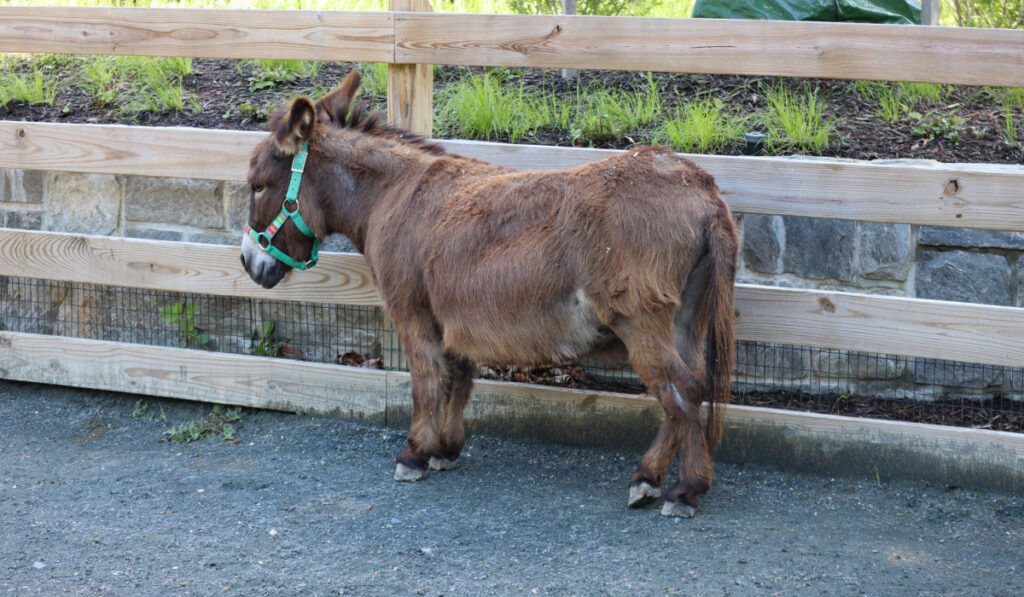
[628,482,662,508]
[394,462,428,482]
[660,499,697,518]
[428,456,459,471]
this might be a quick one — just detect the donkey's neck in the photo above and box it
[317,133,439,253]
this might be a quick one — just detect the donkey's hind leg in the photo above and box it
[430,353,474,471]
[612,311,705,513]
[394,322,449,482]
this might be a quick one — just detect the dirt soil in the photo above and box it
[2,59,1022,164]
[2,380,1023,596]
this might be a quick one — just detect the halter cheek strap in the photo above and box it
[244,142,321,271]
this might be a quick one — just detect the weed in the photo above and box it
[571,74,662,146]
[986,86,1024,111]
[126,57,199,113]
[761,84,834,153]
[358,62,389,97]
[132,400,151,420]
[245,59,320,92]
[438,74,553,142]
[898,82,948,106]
[855,80,906,124]
[249,320,282,357]
[81,56,124,106]
[0,67,58,107]
[874,464,882,487]
[232,100,279,124]
[164,406,241,442]
[908,109,966,144]
[656,98,744,153]
[1001,106,1018,145]
[156,300,212,349]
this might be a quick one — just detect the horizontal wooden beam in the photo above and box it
[0,7,394,62]
[2,331,1021,492]
[394,13,1024,86]
[0,229,381,306]
[1,7,1021,86]
[3,122,1023,232]
[4,229,1023,366]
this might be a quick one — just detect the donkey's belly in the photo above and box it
[442,290,610,365]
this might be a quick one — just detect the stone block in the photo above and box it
[224,181,250,233]
[0,278,72,336]
[742,214,783,274]
[911,358,1004,389]
[1,169,44,203]
[735,342,810,380]
[45,172,120,235]
[322,234,358,254]
[124,176,221,228]
[782,217,855,281]
[1018,260,1024,309]
[2,209,42,230]
[187,230,239,246]
[123,225,184,242]
[919,227,1024,250]
[915,250,1011,306]
[812,349,905,380]
[858,222,911,281]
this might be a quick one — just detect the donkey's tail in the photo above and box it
[701,199,739,451]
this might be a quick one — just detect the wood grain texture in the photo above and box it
[735,284,1024,368]
[395,13,1024,86]
[4,229,1024,366]
[0,6,393,62]
[2,331,1018,490]
[0,229,382,306]
[3,123,1023,232]
[0,331,388,418]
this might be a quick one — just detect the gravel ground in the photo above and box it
[2,380,1022,596]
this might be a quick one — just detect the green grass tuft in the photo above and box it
[656,98,745,153]
[164,406,241,442]
[761,84,834,154]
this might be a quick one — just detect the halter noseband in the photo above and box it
[244,141,321,271]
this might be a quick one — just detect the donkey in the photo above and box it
[240,72,738,517]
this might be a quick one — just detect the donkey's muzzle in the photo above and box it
[241,235,287,289]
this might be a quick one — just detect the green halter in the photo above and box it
[244,142,321,270]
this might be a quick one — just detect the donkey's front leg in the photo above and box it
[394,338,449,482]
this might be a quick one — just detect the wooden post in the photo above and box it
[560,0,578,80]
[921,0,940,25]
[388,0,434,136]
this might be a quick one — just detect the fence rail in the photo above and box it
[4,122,1023,232]
[1,7,1023,85]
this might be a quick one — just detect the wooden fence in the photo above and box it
[1,4,1024,468]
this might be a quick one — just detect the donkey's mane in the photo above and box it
[270,99,446,156]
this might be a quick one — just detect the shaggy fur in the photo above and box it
[242,71,739,513]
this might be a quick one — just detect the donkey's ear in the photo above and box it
[274,96,315,155]
[315,70,362,125]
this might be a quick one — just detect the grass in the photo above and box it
[761,84,834,153]
[164,405,241,442]
[244,59,321,92]
[1000,107,1018,145]
[359,62,389,97]
[438,73,557,142]
[854,80,906,124]
[655,98,745,153]
[571,74,662,145]
[0,66,59,107]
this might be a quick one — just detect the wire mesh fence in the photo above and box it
[2,275,1021,432]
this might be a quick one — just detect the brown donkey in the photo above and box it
[240,72,738,517]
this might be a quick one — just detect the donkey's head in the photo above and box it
[240,71,364,289]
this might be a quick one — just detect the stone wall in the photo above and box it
[2,164,1021,400]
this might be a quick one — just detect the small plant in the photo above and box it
[908,109,966,144]
[898,82,948,106]
[761,84,834,153]
[656,98,744,153]
[358,62,389,97]
[164,406,241,443]
[0,67,58,107]
[245,59,320,92]
[571,74,662,146]
[81,56,123,106]
[156,300,212,350]
[234,100,279,124]
[1000,106,1018,145]
[855,80,906,124]
[127,57,199,113]
[438,74,554,142]
[249,320,282,357]
[132,400,151,420]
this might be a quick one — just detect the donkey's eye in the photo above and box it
[252,184,265,194]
